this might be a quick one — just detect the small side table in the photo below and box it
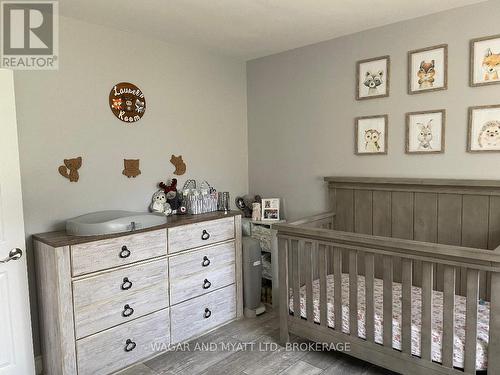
[249,219,286,309]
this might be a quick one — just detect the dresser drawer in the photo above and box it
[168,217,234,253]
[73,258,169,339]
[76,309,169,375]
[170,243,235,304]
[170,285,236,343]
[71,229,166,276]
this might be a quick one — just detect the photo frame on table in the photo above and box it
[356,55,390,100]
[408,44,447,94]
[470,34,500,87]
[355,115,388,155]
[405,109,445,154]
[468,104,500,153]
[261,198,280,221]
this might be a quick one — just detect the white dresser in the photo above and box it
[33,212,242,375]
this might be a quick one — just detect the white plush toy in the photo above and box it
[150,190,172,215]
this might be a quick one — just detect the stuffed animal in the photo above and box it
[150,190,172,215]
[158,178,183,210]
[235,194,262,218]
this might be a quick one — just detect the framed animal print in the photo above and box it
[405,110,445,154]
[355,115,388,155]
[470,34,500,87]
[468,104,500,152]
[356,56,390,100]
[408,44,447,94]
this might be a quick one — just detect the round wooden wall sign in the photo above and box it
[109,82,146,123]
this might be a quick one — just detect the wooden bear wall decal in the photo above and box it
[123,159,141,178]
[170,155,186,176]
[58,157,82,182]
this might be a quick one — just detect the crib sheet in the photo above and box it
[289,274,490,370]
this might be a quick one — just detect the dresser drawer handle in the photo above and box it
[121,277,133,290]
[124,339,136,352]
[122,304,134,318]
[203,279,211,289]
[202,256,211,267]
[204,308,212,319]
[119,246,131,259]
[201,230,210,240]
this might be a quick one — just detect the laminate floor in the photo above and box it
[117,310,397,375]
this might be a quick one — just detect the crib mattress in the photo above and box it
[289,274,489,370]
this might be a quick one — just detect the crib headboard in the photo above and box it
[325,177,500,250]
[326,177,500,298]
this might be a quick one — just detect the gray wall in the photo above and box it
[14,16,248,355]
[247,1,500,221]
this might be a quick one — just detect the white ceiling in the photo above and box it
[60,0,485,61]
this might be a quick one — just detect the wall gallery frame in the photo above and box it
[408,44,448,94]
[470,34,500,87]
[468,104,500,153]
[405,109,445,154]
[356,56,390,100]
[355,115,388,155]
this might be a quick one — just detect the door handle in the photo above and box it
[0,248,22,264]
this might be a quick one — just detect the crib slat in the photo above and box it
[365,253,375,342]
[464,269,479,374]
[365,253,375,343]
[401,258,412,355]
[293,240,301,320]
[442,265,455,368]
[305,242,314,324]
[278,237,289,343]
[333,248,342,331]
[349,251,358,337]
[319,244,328,327]
[488,272,500,374]
[383,255,393,348]
[421,261,433,361]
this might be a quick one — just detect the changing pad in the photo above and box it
[66,210,167,236]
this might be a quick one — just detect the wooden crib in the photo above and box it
[275,177,500,375]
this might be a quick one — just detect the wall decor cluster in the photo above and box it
[170,154,186,175]
[122,159,141,178]
[468,104,500,152]
[356,55,390,100]
[408,44,447,94]
[406,110,445,154]
[354,33,500,155]
[354,115,388,155]
[470,34,500,87]
[109,82,146,123]
[58,157,82,182]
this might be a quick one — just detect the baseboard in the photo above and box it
[35,355,43,375]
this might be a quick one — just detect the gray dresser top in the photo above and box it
[33,211,241,248]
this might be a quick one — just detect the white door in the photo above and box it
[0,69,35,375]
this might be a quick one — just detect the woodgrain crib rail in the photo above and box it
[275,220,500,375]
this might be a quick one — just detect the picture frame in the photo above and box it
[261,198,280,221]
[355,115,388,155]
[408,44,448,94]
[405,109,446,154]
[467,104,500,153]
[356,55,390,100]
[470,34,500,87]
